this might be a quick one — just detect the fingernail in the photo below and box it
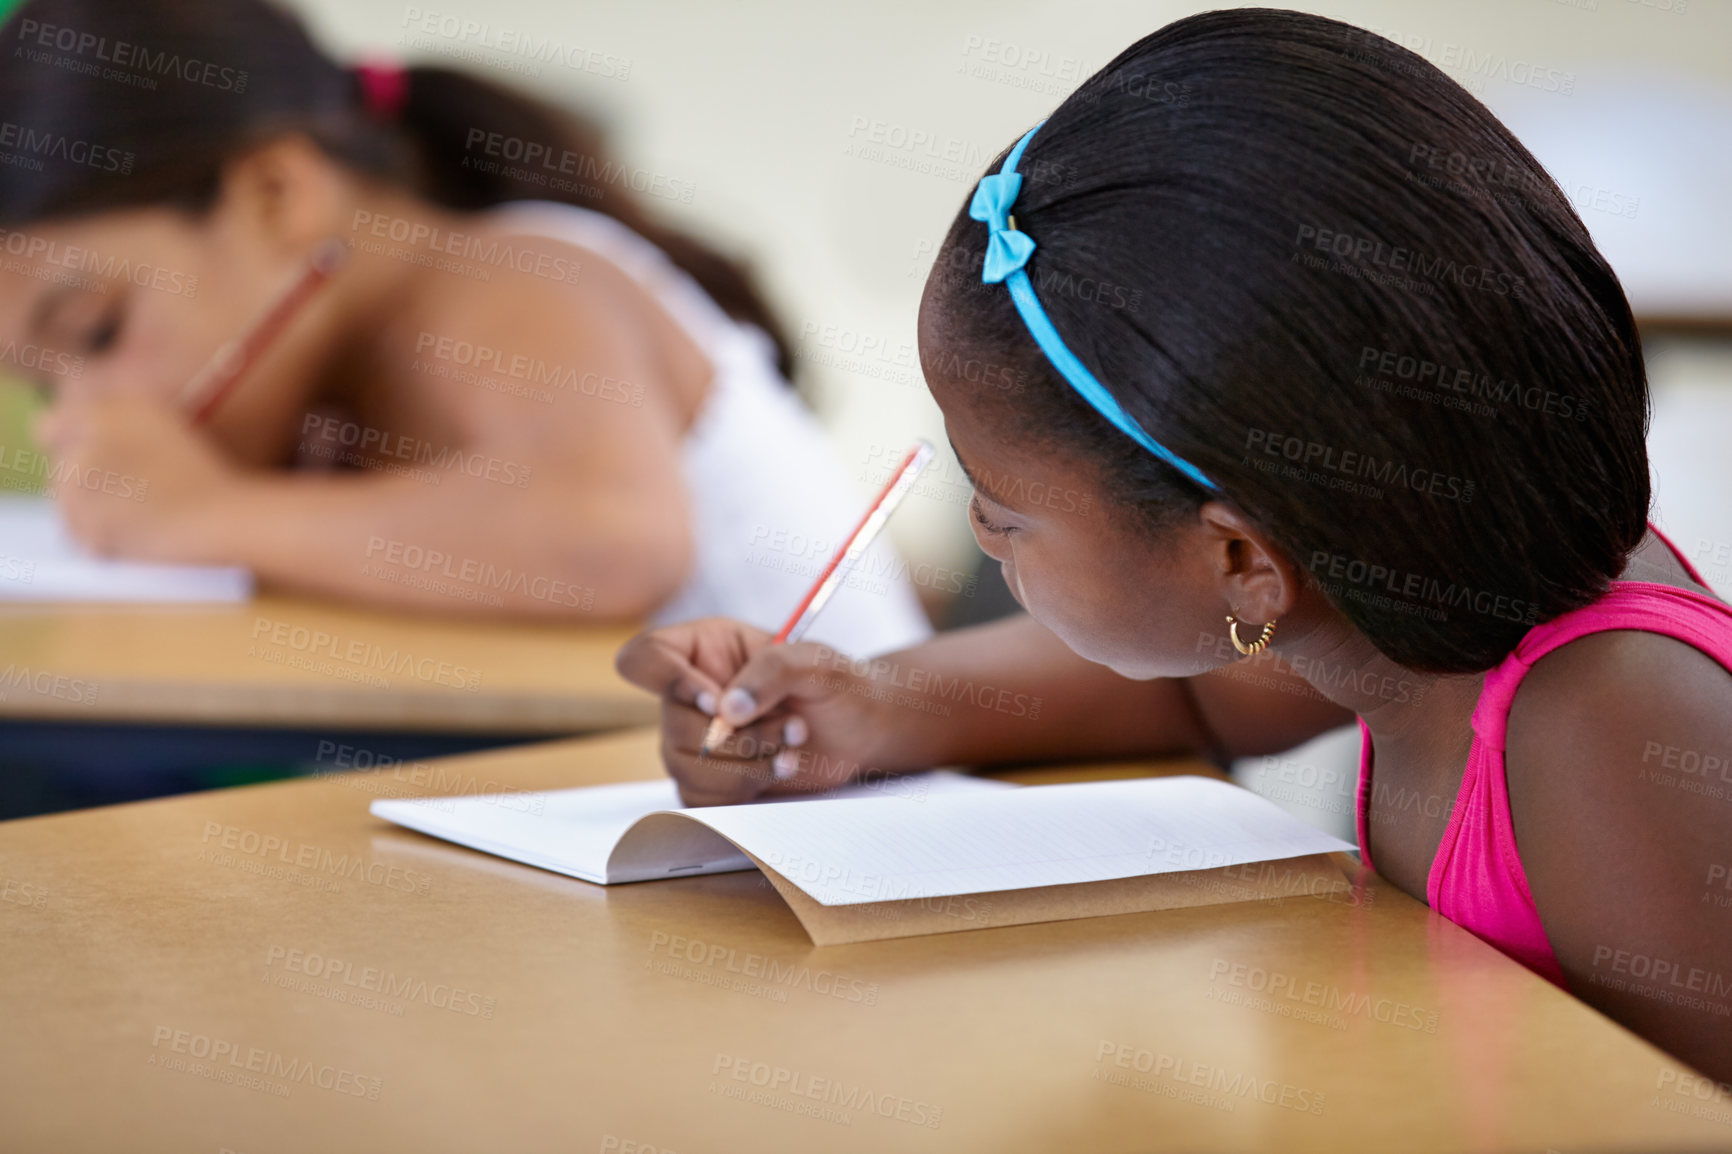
[783,716,809,747]
[772,749,800,780]
[719,688,756,724]
[696,690,717,715]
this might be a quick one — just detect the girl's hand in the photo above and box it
[615,617,897,806]
[34,393,236,561]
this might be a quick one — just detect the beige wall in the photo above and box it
[287,0,1732,590]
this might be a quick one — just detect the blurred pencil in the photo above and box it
[178,238,347,425]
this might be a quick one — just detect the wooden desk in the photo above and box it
[2,729,1728,1153]
[0,594,655,733]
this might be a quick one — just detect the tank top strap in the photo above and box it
[1470,580,1732,755]
[481,199,758,360]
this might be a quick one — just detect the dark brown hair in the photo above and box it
[0,0,793,374]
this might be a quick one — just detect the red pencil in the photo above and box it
[699,439,936,757]
[177,238,347,425]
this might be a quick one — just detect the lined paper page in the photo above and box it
[0,499,252,602]
[370,771,1011,885]
[661,776,1354,905]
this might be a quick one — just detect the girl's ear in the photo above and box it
[210,133,347,259]
[1197,499,1303,625]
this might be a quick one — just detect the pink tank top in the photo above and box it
[1354,523,1732,988]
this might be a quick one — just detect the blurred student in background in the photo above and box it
[0,0,930,655]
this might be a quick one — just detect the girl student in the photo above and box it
[0,0,929,656]
[618,10,1732,1081]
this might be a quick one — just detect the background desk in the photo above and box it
[2,729,1727,1153]
[0,594,654,732]
[0,595,656,817]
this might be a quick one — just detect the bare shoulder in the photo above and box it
[378,215,694,445]
[406,222,654,363]
[1505,624,1732,1079]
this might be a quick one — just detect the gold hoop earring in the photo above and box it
[1226,612,1277,656]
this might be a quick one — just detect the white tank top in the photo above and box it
[486,201,933,659]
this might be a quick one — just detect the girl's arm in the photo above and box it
[840,611,1355,771]
[43,238,697,620]
[1508,628,1732,1083]
[616,611,1354,805]
[190,461,689,619]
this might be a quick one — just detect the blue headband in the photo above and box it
[969,123,1220,492]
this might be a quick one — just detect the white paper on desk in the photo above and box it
[372,774,1352,906]
[371,771,1010,885]
[0,498,252,602]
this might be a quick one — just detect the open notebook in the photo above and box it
[371,773,1356,944]
[0,499,251,602]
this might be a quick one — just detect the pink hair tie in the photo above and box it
[354,61,409,122]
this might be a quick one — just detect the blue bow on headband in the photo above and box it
[968,123,1220,493]
[969,172,1036,283]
